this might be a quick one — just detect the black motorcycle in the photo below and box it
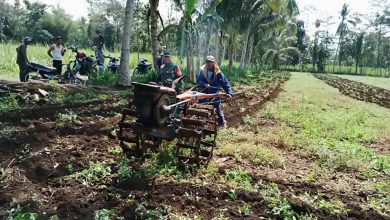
[133,58,152,75]
[106,55,120,73]
[60,61,85,85]
[23,62,58,82]
[23,61,83,85]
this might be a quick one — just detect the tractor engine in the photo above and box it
[132,82,176,127]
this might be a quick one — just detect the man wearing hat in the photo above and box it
[156,52,184,91]
[197,55,233,127]
[47,36,66,75]
[16,37,33,82]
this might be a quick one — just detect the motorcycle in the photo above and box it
[133,58,152,75]
[106,55,120,73]
[60,61,85,85]
[68,44,97,76]
[23,62,58,82]
[23,61,83,85]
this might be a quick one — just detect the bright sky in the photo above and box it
[297,0,388,37]
[6,0,388,37]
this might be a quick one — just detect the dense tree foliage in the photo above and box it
[0,0,390,76]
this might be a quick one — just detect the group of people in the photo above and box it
[155,51,233,127]
[16,36,66,82]
[16,35,107,82]
[16,37,232,126]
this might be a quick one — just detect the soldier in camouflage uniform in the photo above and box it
[156,52,184,92]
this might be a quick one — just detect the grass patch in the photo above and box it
[257,182,317,219]
[88,70,118,86]
[0,93,20,112]
[365,180,390,215]
[299,191,350,215]
[70,161,112,187]
[54,111,82,129]
[218,128,285,168]
[224,169,253,190]
[118,144,187,182]
[6,204,39,220]
[259,72,390,174]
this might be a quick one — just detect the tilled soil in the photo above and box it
[1,76,388,219]
[313,73,390,109]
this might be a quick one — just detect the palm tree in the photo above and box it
[262,24,300,69]
[284,0,299,16]
[149,0,161,71]
[216,0,242,72]
[118,0,136,86]
[171,0,199,82]
[312,19,321,70]
[238,0,296,70]
[333,4,360,72]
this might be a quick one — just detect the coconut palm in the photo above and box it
[262,24,300,69]
[284,0,299,16]
[149,0,162,71]
[171,0,199,82]
[333,4,360,72]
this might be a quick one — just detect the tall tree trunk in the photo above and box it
[196,32,201,80]
[239,27,250,70]
[149,0,159,71]
[333,20,345,73]
[227,34,234,73]
[333,37,341,73]
[186,31,194,82]
[118,0,135,86]
[245,35,254,69]
[214,29,219,62]
[218,30,224,66]
[377,24,382,76]
[206,31,212,55]
[355,57,359,74]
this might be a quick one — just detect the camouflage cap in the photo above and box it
[163,51,172,57]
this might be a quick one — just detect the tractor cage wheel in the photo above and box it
[175,104,217,168]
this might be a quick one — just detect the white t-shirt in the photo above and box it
[52,44,63,61]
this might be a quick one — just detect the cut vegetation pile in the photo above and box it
[314,74,390,108]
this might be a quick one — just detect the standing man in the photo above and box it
[156,52,184,91]
[47,36,66,75]
[16,37,33,82]
[197,55,233,127]
[95,42,105,72]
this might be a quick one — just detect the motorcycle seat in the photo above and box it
[28,62,57,72]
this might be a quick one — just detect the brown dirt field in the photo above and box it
[1,75,388,219]
[313,74,390,109]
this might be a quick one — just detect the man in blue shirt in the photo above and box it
[197,55,233,127]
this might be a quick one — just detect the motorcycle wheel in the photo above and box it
[133,68,140,75]
[25,72,43,82]
[73,78,84,85]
